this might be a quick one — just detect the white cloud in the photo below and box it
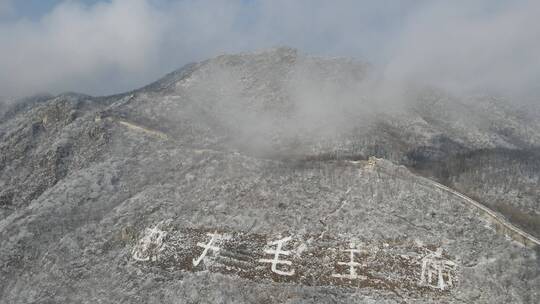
[0,0,167,96]
[0,0,538,102]
[384,0,540,102]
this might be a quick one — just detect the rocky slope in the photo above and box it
[0,48,538,303]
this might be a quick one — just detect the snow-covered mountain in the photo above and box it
[1,48,538,303]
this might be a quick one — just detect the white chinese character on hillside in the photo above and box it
[132,224,168,262]
[420,248,457,290]
[258,236,295,276]
[193,231,224,267]
[332,242,366,280]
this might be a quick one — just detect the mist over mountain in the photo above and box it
[0,48,538,303]
[1,0,540,105]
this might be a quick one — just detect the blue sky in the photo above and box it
[2,0,99,20]
[0,0,538,100]
[7,0,62,19]
[3,0,260,20]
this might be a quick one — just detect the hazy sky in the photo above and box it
[0,0,538,101]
